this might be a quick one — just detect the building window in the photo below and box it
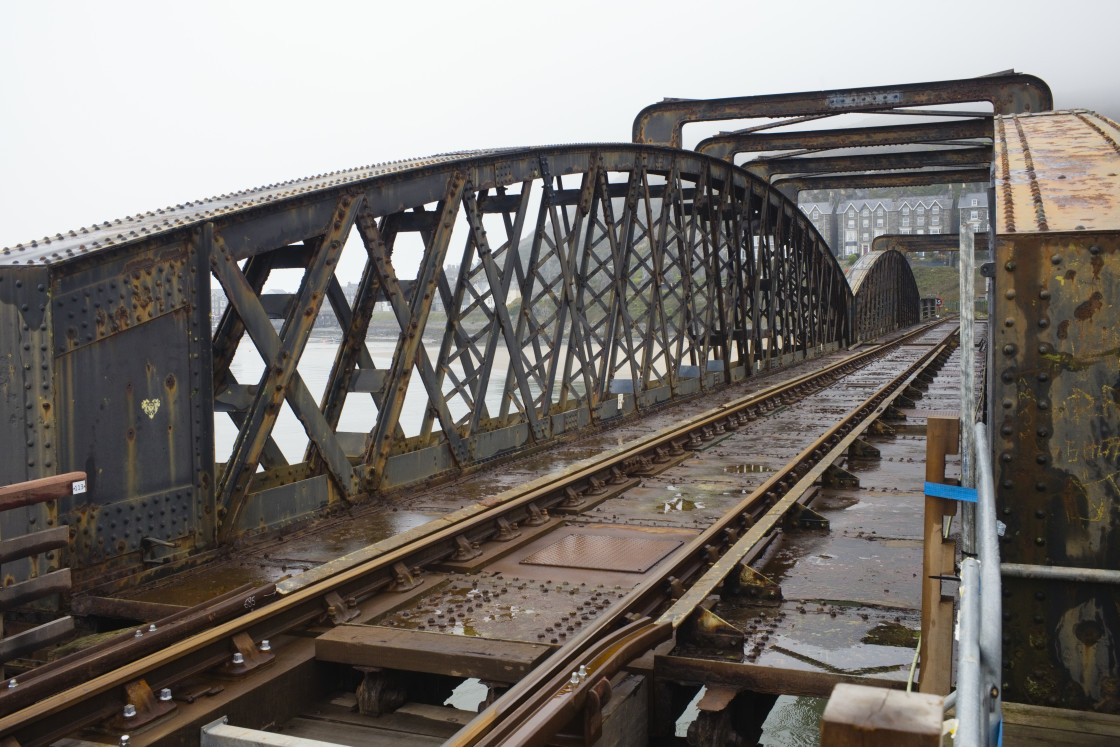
[862,218,869,227]
[847,219,855,228]
[930,228,940,234]
[932,205,940,214]
[845,230,856,242]
[917,229,925,234]
[876,207,884,216]
[971,198,978,206]
[862,232,869,241]
[917,206,925,215]
[917,215,925,225]
[971,210,979,221]
[876,218,883,227]
[931,215,940,226]
[902,206,910,215]
[901,228,912,235]
[902,217,910,227]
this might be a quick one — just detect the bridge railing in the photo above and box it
[953,422,1001,746]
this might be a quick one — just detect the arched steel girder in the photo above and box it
[632,73,1052,148]
[847,249,921,343]
[0,145,852,556]
[696,118,993,162]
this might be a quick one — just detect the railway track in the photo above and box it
[0,318,960,746]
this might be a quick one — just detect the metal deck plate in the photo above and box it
[519,533,683,573]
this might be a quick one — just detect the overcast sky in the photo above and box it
[3,0,1117,254]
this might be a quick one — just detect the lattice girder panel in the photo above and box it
[0,144,852,569]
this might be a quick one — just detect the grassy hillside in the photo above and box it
[909,260,987,315]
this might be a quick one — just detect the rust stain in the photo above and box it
[1075,292,1104,321]
[1058,320,1071,340]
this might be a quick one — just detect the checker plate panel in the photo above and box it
[519,533,682,573]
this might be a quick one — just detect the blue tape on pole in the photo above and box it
[924,481,978,503]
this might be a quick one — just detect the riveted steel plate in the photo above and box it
[519,533,683,573]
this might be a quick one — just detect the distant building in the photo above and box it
[896,195,953,238]
[802,199,835,248]
[835,197,901,256]
[800,190,988,257]
[957,192,990,233]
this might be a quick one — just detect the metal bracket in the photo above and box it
[723,563,782,602]
[560,485,586,508]
[682,607,744,650]
[494,516,521,542]
[323,591,360,624]
[389,562,422,592]
[523,503,549,527]
[216,631,275,678]
[848,438,881,460]
[107,678,176,730]
[822,464,860,489]
[785,502,830,531]
[452,534,482,561]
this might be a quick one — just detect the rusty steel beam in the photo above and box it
[633,72,1052,148]
[748,145,993,180]
[774,168,991,197]
[697,118,993,161]
[871,233,990,254]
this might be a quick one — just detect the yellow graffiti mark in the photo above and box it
[1061,387,1098,426]
[1069,482,1112,523]
[1104,385,1120,413]
[1066,437,1120,463]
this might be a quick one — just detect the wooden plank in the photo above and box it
[821,683,941,746]
[0,617,74,662]
[1002,701,1120,744]
[0,472,86,512]
[919,415,957,696]
[654,654,906,698]
[316,625,551,683]
[0,527,69,564]
[0,569,71,611]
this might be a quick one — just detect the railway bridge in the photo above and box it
[0,72,1117,746]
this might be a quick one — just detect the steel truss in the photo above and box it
[847,248,921,343]
[208,147,853,538]
[2,145,866,573]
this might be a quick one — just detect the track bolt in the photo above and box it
[570,671,580,685]
[232,652,245,665]
[159,688,173,702]
[148,623,157,633]
[120,737,130,747]
[578,665,588,679]
[134,630,143,639]
[259,639,271,652]
[6,679,16,689]
[123,704,137,719]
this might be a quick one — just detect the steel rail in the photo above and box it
[449,321,959,745]
[0,320,949,745]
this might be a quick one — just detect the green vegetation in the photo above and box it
[909,261,988,316]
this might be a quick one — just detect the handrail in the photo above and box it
[953,423,1001,746]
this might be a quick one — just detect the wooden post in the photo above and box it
[919,415,959,695]
[821,683,942,746]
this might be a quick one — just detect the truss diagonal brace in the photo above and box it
[209,196,361,537]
